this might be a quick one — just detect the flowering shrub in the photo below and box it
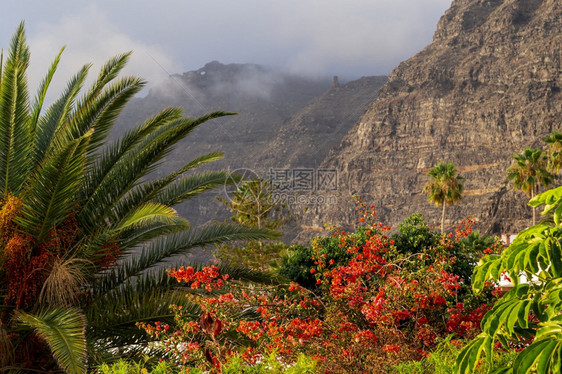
[140,204,501,372]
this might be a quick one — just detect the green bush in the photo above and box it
[278,227,368,288]
[392,213,438,255]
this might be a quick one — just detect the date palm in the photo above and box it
[507,147,553,225]
[0,23,276,372]
[423,162,464,233]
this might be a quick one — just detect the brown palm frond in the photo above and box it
[39,257,91,306]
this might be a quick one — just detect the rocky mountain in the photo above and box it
[116,62,387,229]
[298,0,561,240]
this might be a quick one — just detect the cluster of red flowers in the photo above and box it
[447,303,491,338]
[168,265,229,291]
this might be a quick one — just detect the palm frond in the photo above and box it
[29,46,64,134]
[116,222,189,254]
[16,308,87,374]
[17,130,92,243]
[34,64,90,165]
[52,76,144,154]
[0,22,32,195]
[108,153,223,227]
[94,224,279,295]
[153,170,240,207]
[78,107,183,228]
[113,202,188,232]
[86,76,146,156]
[83,52,131,100]
[87,280,194,353]
[77,112,233,232]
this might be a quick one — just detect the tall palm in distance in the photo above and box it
[422,162,464,233]
[0,23,276,372]
[507,147,553,225]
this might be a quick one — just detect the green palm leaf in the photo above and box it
[113,202,188,231]
[109,152,225,226]
[29,46,64,134]
[17,130,92,243]
[0,22,32,195]
[77,111,232,232]
[16,308,87,374]
[152,170,238,206]
[33,64,90,165]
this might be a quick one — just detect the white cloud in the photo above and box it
[26,5,179,102]
[2,0,454,91]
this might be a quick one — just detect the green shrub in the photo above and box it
[392,213,438,255]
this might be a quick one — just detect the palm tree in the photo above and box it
[422,162,464,233]
[507,147,554,225]
[0,23,276,372]
[544,131,562,175]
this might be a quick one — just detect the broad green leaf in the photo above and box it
[513,340,552,373]
[536,341,558,374]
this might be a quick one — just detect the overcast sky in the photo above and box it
[2,0,452,94]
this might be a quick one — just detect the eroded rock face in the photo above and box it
[298,0,561,240]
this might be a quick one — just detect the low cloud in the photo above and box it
[3,0,453,97]
[26,5,179,102]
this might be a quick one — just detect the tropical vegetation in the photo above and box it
[2,19,562,374]
[138,202,503,373]
[0,23,276,372]
[215,178,291,271]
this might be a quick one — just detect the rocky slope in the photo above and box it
[298,0,561,240]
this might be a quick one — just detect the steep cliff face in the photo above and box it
[299,0,561,239]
